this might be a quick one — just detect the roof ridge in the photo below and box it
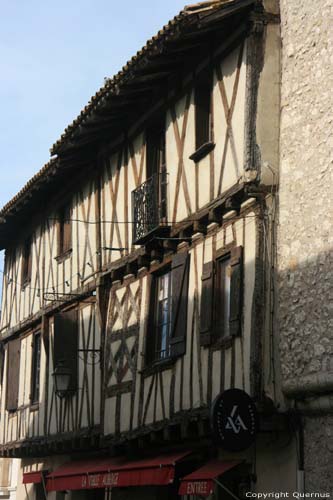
[183,0,231,12]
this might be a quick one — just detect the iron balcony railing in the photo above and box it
[132,168,168,244]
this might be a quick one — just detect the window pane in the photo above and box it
[223,261,231,337]
[155,271,171,360]
[216,258,231,337]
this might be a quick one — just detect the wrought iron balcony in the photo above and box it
[132,170,169,245]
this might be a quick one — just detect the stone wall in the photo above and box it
[278,0,333,492]
[278,0,333,383]
[304,415,333,492]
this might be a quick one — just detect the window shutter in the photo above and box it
[6,338,21,411]
[229,246,243,336]
[63,206,72,253]
[195,81,211,150]
[199,261,214,346]
[0,458,11,487]
[145,275,157,366]
[22,237,32,283]
[54,309,78,392]
[27,240,32,280]
[170,252,190,358]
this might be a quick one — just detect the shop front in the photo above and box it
[43,451,248,500]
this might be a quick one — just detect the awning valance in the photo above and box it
[178,460,241,497]
[23,471,47,484]
[47,451,190,492]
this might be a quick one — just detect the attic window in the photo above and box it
[21,237,32,285]
[57,204,72,256]
[190,72,215,162]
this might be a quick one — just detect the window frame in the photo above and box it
[200,244,243,347]
[144,251,190,370]
[146,265,173,366]
[30,330,42,406]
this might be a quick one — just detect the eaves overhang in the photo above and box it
[0,0,256,249]
[50,0,256,157]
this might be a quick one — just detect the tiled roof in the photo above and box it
[50,0,248,155]
[0,158,58,218]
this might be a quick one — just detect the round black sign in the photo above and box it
[210,389,258,452]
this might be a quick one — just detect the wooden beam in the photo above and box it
[208,207,223,225]
[193,220,207,235]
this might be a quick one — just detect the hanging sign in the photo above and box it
[211,388,258,451]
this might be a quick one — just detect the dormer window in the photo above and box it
[57,204,72,256]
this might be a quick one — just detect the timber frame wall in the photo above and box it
[0,1,281,458]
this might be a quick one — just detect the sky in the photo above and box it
[0,0,187,291]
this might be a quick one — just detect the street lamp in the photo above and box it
[52,361,72,398]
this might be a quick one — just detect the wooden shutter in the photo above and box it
[229,246,243,336]
[63,205,72,253]
[195,79,211,150]
[145,275,157,366]
[54,309,78,392]
[199,261,214,346]
[22,237,32,283]
[58,205,72,255]
[170,252,190,358]
[27,240,32,280]
[6,338,21,411]
[0,458,10,487]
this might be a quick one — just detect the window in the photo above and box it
[195,73,212,151]
[200,246,243,345]
[215,256,232,338]
[30,331,41,404]
[146,253,190,365]
[6,338,21,411]
[22,237,32,284]
[150,269,172,362]
[146,119,167,220]
[57,204,72,256]
[146,119,166,179]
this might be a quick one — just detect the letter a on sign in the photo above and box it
[210,389,258,451]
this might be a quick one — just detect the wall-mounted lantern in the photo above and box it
[52,361,72,398]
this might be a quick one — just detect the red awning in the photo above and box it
[23,471,47,484]
[46,451,190,492]
[178,460,241,497]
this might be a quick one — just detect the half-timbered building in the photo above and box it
[0,0,298,498]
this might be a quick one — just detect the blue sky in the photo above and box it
[0,0,187,289]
